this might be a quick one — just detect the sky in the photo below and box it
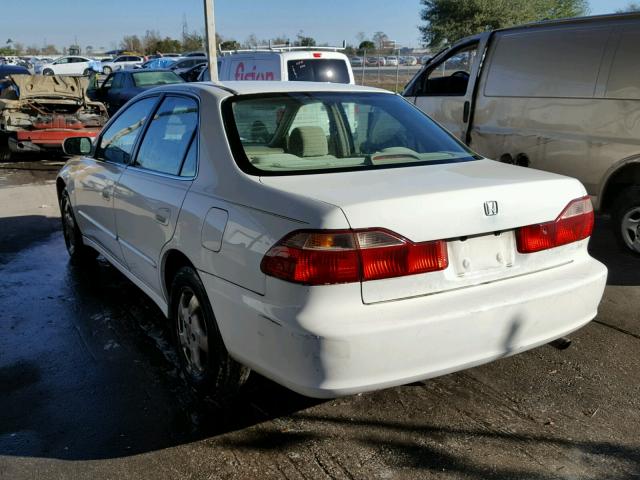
[0,0,633,51]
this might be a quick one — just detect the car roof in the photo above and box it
[209,81,390,95]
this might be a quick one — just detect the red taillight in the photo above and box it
[313,52,322,58]
[516,196,594,253]
[261,229,448,285]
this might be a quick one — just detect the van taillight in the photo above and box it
[261,229,448,285]
[516,196,594,253]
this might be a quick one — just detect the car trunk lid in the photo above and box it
[260,159,588,303]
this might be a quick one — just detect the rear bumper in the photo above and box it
[201,254,607,398]
[13,129,100,149]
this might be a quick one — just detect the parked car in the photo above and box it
[401,56,418,66]
[386,56,399,66]
[420,55,432,64]
[0,64,30,79]
[219,48,354,84]
[138,57,177,70]
[181,62,208,82]
[0,74,108,161]
[39,56,101,76]
[101,55,145,74]
[365,57,385,67]
[88,69,184,115]
[182,51,206,57]
[58,81,606,400]
[350,56,363,67]
[170,57,207,77]
[403,12,640,254]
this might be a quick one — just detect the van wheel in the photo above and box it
[170,266,250,403]
[612,186,640,254]
[60,189,98,264]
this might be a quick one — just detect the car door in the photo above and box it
[71,57,88,74]
[73,96,159,264]
[405,34,489,142]
[106,73,126,114]
[53,57,72,74]
[114,94,199,294]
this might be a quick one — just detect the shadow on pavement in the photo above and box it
[0,233,321,461]
[588,215,640,286]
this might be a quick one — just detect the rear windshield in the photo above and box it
[132,71,184,87]
[224,92,478,176]
[287,59,350,83]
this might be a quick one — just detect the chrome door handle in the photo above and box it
[155,208,170,225]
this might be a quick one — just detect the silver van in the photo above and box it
[404,13,640,254]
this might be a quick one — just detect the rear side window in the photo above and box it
[484,27,609,98]
[96,96,157,164]
[287,59,350,83]
[605,30,640,99]
[134,96,198,175]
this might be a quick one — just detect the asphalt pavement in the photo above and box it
[0,159,639,480]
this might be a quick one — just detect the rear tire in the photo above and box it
[170,266,250,403]
[59,189,98,264]
[83,68,91,76]
[612,186,640,254]
[102,66,112,75]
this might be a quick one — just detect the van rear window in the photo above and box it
[287,59,350,84]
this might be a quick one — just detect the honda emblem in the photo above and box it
[484,201,499,216]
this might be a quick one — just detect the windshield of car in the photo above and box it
[287,59,350,83]
[224,92,478,176]
[132,71,184,87]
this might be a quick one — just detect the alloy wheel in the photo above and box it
[176,288,209,376]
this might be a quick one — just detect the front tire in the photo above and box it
[60,189,98,264]
[102,66,112,75]
[612,186,640,254]
[170,266,250,402]
[43,68,54,76]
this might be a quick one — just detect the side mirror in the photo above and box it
[63,137,93,156]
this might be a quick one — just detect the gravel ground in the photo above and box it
[0,159,638,480]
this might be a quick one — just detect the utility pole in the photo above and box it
[203,0,218,81]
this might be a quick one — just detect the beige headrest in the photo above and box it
[288,126,328,157]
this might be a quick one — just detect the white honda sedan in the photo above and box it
[57,81,607,400]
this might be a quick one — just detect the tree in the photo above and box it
[372,31,389,50]
[219,39,240,51]
[295,30,316,47]
[617,2,640,12]
[358,40,375,51]
[120,34,142,53]
[41,44,58,55]
[26,45,40,55]
[13,42,24,55]
[142,30,161,54]
[182,30,204,52]
[419,0,589,47]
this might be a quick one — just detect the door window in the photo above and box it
[95,96,158,164]
[416,43,478,96]
[111,73,125,89]
[54,57,70,64]
[134,96,198,175]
